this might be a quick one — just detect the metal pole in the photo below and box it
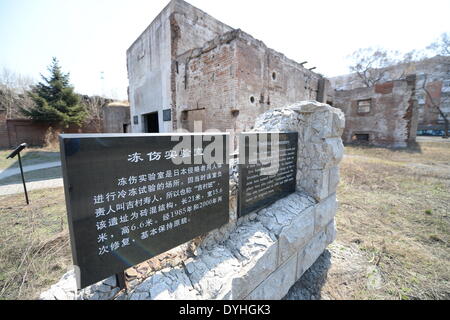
[17,152,29,205]
[115,271,127,291]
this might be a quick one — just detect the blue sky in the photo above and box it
[0,0,449,100]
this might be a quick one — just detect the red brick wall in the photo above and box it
[334,79,417,147]
[3,119,102,148]
[175,32,238,132]
[174,30,325,133]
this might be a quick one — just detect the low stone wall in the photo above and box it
[40,101,344,300]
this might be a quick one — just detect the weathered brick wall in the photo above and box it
[4,120,102,148]
[233,32,323,132]
[174,31,238,132]
[334,78,417,147]
[174,29,330,133]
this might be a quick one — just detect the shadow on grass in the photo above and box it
[344,141,422,154]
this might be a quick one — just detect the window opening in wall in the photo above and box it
[353,133,370,142]
[272,72,277,80]
[250,96,255,104]
[357,99,371,114]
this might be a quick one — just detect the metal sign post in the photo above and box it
[115,271,127,291]
[6,143,29,205]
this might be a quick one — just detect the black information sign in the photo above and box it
[60,133,229,289]
[238,132,298,217]
[163,109,172,121]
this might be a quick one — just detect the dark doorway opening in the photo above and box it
[144,112,159,133]
[353,133,369,142]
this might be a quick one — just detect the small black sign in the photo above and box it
[163,109,171,121]
[238,132,298,217]
[60,133,229,289]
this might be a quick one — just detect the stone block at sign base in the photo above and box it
[183,245,241,299]
[331,109,345,138]
[325,219,337,245]
[300,169,329,202]
[314,193,337,233]
[328,166,340,195]
[245,254,297,300]
[296,231,328,280]
[227,221,279,299]
[278,206,315,265]
[324,137,344,168]
[131,266,199,300]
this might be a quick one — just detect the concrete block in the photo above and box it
[246,253,297,300]
[300,169,329,201]
[328,166,340,195]
[325,137,344,168]
[227,221,279,299]
[325,219,337,245]
[296,231,327,280]
[231,240,278,299]
[314,193,337,233]
[331,109,345,138]
[278,206,315,264]
[184,246,241,299]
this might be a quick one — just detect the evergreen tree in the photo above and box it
[21,57,86,127]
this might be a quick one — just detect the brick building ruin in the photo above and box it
[333,76,418,147]
[126,0,332,134]
[127,0,449,147]
[331,55,450,139]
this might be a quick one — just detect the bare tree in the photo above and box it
[80,95,112,132]
[420,74,449,139]
[427,32,450,56]
[0,68,35,119]
[348,47,400,87]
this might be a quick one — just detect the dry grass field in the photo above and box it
[0,139,449,300]
[0,187,70,300]
[333,139,450,300]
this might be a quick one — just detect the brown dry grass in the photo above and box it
[336,141,450,299]
[0,187,71,300]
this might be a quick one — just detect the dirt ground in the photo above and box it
[0,139,449,300]
[286,138,450,300]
